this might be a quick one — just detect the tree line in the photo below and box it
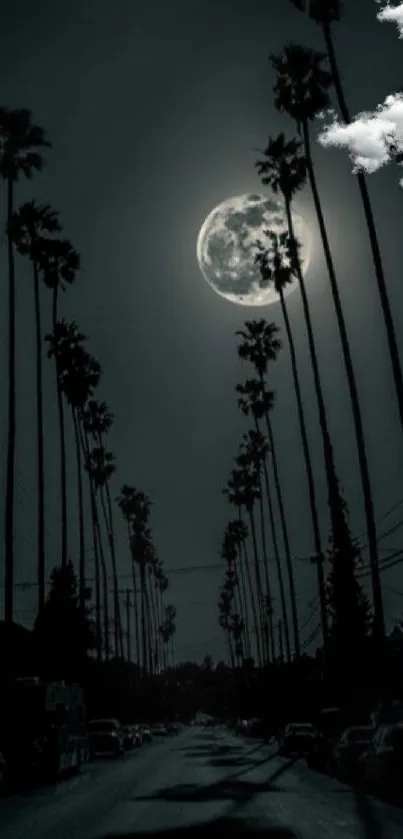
[0,112,176,676]
[217,1,401,685]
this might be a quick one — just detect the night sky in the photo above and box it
[1,0,403,663]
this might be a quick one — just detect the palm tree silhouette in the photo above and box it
[290,0,403,432]
[0,107,51,623]
[85,445,123,658]
[238,429,273,664]
[154,559,168,672]
[256,228,328,648]
[46,320,101,625]
[9,200,61,612]
[271,44,385,641]
[224,463,264,667]
[256,132,367,662]
[222,522,251,659]
[82,400,124,658]
[218,589,236,669]
[236,320,300,659]
[37,237,80,570]
[236,378,291,662]
[221,529,248,662]
[117,485,152,674]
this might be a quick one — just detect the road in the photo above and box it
[1,725,403,839]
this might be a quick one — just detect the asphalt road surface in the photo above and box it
[1,725,403,839]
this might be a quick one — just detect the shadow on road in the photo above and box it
[97,816,299,839]
[208,750,278,770]
[130,758,297,806]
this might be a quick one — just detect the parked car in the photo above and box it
[151,723,168,736]
[360,723,403,803]
[122,725,135,750]
[307,707,352,774]
[279,723,315,757]
[88,719,124,757]
[333,726,373,783]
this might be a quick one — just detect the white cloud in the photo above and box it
[376,1,403,37]
[317,2,403,186]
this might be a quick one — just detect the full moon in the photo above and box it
[196,193,311,306]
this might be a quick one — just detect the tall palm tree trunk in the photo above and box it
[97,525,110,660]
[261,454,291,662]
[239,509,262,666]
[139,564,148,674]
[263,404,300,659]
[147,573,157,673]
[257,485,271,664]
[233,565,249,660]
[279,288,327,653]
[253,409,291,661]
[79,421,106,658]
[72,407,85,615]
[100,487,120,658]
[128,530,141,666]
[279,288,323,561]
[4,177,16,625]
[103,481,124,657]
[285,198,346,661]
[247,507,265,668]
[94,533,102,661]
[33,257,46,614]
[52,287,67,569]
[226,629,235,669]
[304,120,385,641]
[155,585,163,672]
[322,22,403,432]
[158,588,166,670]
[237,546,252,658]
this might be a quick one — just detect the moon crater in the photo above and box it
[197,193,311,306]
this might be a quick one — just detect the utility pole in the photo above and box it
[126,588,131,663]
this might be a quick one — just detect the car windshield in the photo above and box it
[89,721,116,732]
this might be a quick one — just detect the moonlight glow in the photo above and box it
[196,193,311,306]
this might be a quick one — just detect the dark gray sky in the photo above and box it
[1,0,403,663]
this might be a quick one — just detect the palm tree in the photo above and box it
[45,322,103,657]
[0,108,51,623]
[162,604,177,670]
[9,201,61,613]
[223,522,252,659]
[82,400,124,658]
[37,237,80,570]
[85,445,122,658]
[238,429,273,664]
[221,529,248,661]
[290,0,403,432]
[155,564,168,671]
[224,464,264,667]
[271,44,385,640]
[236,320,300,659]
[117,484,143,667]
[255,229,327,644]
[218,590,235,669]
[53,327,101,616]
[236,378,291,662]
[117,486,152,674]
[256,132,364,662]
